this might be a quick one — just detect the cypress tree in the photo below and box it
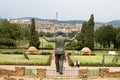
[29,18,40,49]
[76,21,87,49]
[86,14,94,50]
[77,14,94,50]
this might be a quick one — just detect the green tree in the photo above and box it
[29,18,40,49]
[77,14,94,50]
[76,21,87,48]
[39,31,46,37]
[68,31,77,38]
[94,25,117,49]
[116,32,120,48]
[45,32,54,37]
[86,14,94,50]
[0,19,23,48]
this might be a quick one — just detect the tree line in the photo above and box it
[66,14,120,50]
[0,15,120,50]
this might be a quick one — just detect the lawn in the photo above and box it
[69,51,120,66]
[39,37,55,48]
[0,54,50,65]
[71,56,114,64]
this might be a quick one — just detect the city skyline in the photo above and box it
[0,0,120,22]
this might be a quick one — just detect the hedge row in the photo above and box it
[67,52,96,56]
[1,51,23,54]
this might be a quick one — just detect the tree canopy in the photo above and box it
[0,19,24,47]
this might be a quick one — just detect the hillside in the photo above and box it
[0,17,120,26]
[107,20,120,26]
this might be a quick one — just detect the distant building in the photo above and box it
[65,27,81,32]
[55,23,82,33]
[36,21,56,33]
[10,19,31,27]
[9,18,82,33]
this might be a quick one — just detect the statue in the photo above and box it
[43,31,77,75]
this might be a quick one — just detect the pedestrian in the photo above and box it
[74,61,76,67]
[76,60,80,68]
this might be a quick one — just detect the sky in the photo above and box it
[0,0,120,22]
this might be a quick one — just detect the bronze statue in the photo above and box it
[43,31,77,75]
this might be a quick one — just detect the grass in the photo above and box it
[87,70,100,77]
[0,49,120,66]
[25,69,36,76]
[0,54,50,65]
[39,38,55,48]
[69,50,120,66]
[70,56,114,64]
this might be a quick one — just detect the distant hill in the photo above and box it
[1,17,120,26]
[107,20,120,26]
[0,18,3,22]
[18,17,85,25]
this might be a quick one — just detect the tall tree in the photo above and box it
[76,21,87,49]
[86,14,95,50]
[29,18,40,49]
[77,14,94,50]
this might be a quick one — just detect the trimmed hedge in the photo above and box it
[67,52,96,56]
[1,51,23,54]
[26,52,39,55]
[40,52,51,55]
[46,54,52,65]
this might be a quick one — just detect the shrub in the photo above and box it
[68,55,74,66]
[40,52,51,55]
[82,53,96,56]
[25,52,39,55]
[67,52,79,55]
[45,44,53,49]
[1,51,23,54]
[46,54,52,65]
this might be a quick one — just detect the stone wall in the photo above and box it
[78,69,88,78]
[0,67,25,77]
[99,68,120,78]
[99,68,109,78]
[0,69,15,77]
[109,71,120,78]
[15,67,25,76]
[37,68,46,79]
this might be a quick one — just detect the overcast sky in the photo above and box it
[0,0,120,22]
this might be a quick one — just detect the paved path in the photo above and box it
[50,53,69,67]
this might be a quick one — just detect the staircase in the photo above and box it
[44,55,80,80]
